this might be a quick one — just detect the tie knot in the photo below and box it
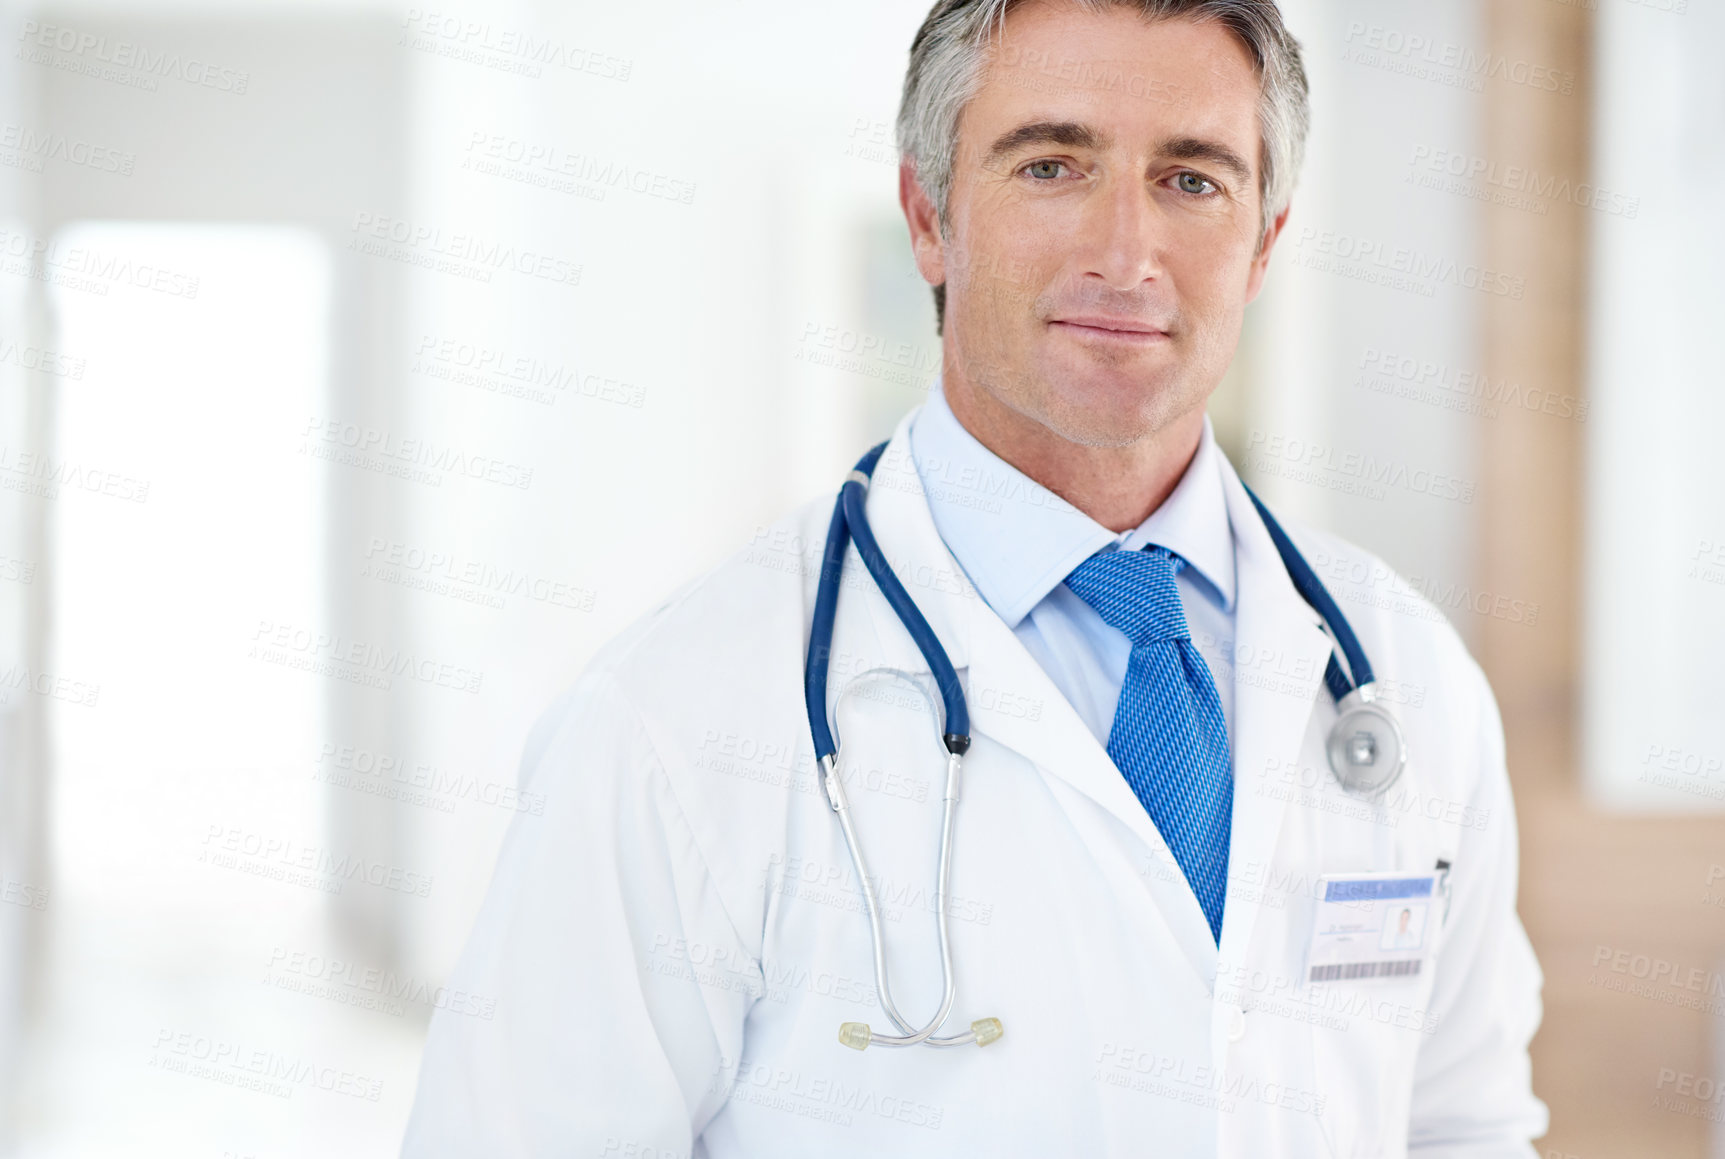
[1064,545,1190,645]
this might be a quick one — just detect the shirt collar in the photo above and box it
[908,376,1236,629]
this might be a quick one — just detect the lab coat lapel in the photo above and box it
[1212,457,1335,972]
[838,409,1221,981]
[961,602,1224,979]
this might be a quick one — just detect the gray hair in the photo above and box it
[897,0,1310,325]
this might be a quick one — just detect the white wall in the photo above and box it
[1584,0,1725,810]
[1248,0,1484,602]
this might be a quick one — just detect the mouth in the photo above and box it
[1047,315,1171,346]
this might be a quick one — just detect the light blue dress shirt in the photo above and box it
[908,379,1240,760]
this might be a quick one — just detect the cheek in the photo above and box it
[951,249,1039,324]
[1191,301,1247,371]
[956,189,1063,301]
[1172,239,1256,313]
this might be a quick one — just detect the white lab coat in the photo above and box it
[401,407,1547,1158]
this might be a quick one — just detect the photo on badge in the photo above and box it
[1378,902,1429,952]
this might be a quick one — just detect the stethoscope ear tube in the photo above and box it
[804,485,854,763]
[839,473,970,752]
[804,442,970,763]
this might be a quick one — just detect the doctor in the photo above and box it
[404,0,1547,1154]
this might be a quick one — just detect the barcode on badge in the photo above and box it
[1309,959,1422,983]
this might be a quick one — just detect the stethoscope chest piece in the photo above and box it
[1325,683,1407,798]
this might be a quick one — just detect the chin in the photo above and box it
[1035,364,1186,448]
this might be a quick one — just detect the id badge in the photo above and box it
[1304,871,1439,984]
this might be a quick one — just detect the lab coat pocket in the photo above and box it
[1298,807,1450,1155]
[1307,925,1443,1158]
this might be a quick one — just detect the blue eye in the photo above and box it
[1175,171,1216,195]
[1024,160,1065,180]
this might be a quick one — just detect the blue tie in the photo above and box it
[1065,545,1233,942]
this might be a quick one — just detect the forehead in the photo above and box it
[961,3,1262,160]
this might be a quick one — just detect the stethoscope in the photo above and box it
[803,441,1408,1052]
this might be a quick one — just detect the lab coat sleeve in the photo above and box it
[1406,657,1549,1157]
[399,669,758,1157]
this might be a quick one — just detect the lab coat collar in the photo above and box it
[836,405,1333,990]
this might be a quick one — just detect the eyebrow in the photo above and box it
[1158,135,1254,188]
[982,120,1255,189]
[982,120,1105,169]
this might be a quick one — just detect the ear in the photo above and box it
[899,161,947,289]
[1243,202,1291,305]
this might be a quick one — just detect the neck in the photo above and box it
[941,368,1206,534]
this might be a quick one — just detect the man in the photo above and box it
[403,1,1547,1154]
[1387,907,1423,950]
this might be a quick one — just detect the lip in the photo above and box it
[1048,316,1170,343]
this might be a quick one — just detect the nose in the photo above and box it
[1075,171,1165,291]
